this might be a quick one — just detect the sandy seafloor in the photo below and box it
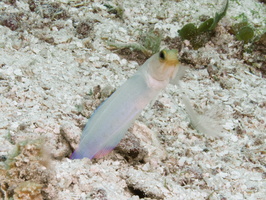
[0,0,265,199]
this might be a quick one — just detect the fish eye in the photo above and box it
[159,50,165,60]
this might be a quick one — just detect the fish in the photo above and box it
[70,49,181,159]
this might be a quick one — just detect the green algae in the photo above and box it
[178,0,229,49]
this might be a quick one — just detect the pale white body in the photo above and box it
[71,51,179,159]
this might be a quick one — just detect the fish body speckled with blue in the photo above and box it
[71,49,180,159]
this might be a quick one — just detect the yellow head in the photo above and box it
[148,49,179,81]
[158,49,179,67]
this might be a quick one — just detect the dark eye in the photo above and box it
[159,50,165,60]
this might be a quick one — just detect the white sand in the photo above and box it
[0,0,265,199]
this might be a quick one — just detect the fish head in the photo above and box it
[148,49,180,81]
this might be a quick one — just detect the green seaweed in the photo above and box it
[140,30,162,54]
[107,41,152,57]
[230,14,255,44]
[107,29,161,58]
[178,0,229,49]
[179,23,198,40]
[198,18,214,33]
[236,26,254,43]
[104,4,124,19]
[209,0,229,30]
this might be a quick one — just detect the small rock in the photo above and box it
[76,21,93,39]
[132,122,167,163]
[101,85,115,99]
[0,12,21,31]
[60,122,81,151]
[115,131,148,162]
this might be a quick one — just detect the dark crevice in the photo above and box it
[128,186,146,198]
